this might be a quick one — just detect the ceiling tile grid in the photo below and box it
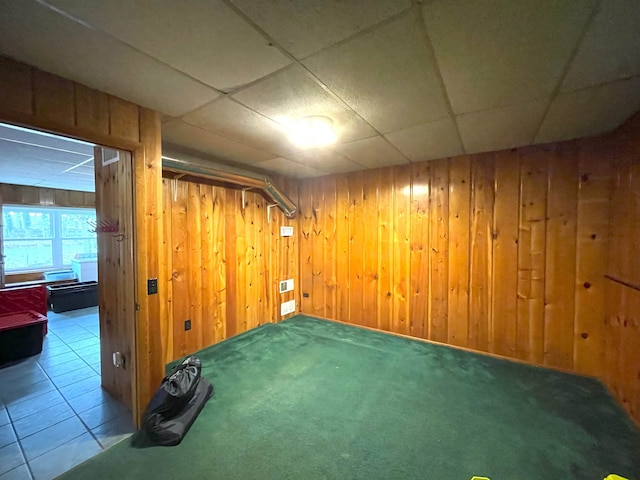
[457,99,549,154]
[0,0,639,183]
[162,120,276,165]
[535,76,640,144]
[561,0,640,92]
[302,12,450,133]
[0,0,220,117]
[43,0,292,92]
[333,136,409,170]
[231,64,378,145]
[285,147,364,175]
[385,117,463,162]
[180,97,297,157]
[422,0,597,114]
[252,157,327,179]
[229,0,411,59]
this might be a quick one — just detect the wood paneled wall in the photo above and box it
[160,175,298,364]
[298,141,613,372]
[0,183,95,208]
[0,56,164,424]
[604,114,640,424]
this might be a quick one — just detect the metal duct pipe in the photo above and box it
[162,152,297,218]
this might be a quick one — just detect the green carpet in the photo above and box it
[60,315,640,480]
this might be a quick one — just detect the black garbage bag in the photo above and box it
[141,356,214,446]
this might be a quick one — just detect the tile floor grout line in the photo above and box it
[17,308,108,476]
[0,307,108,480]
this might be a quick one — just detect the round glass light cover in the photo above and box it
[288,115,337,147]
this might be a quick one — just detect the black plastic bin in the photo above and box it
[47,281,98,313]
[0,311,48,364]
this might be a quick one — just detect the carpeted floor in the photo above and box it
[59,315,640,480]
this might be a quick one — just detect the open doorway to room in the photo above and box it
[0,123,135,478]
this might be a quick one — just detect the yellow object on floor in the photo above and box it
[471,477,490,480]
[604,475,629,480]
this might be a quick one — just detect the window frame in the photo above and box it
[2,204,97,273]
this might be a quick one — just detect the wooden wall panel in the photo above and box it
[393,167,411,336]
[446,156,470,347]
[469,154,494,352]
[603,114,640,426]
[294,126,616,364]
[94,148,135,409]
[574,139,612,377]
[161,176,299,361]
[376,170,393,332]
[0,184,95,208]
[299,179,314,314]
[322,176,338,320]
[348,171,365,327]
[362,170,379,330]
[33,70,75,127]
[603,280,640,425]
[543,144,578,370]
[490,151,520,358]
[516,147,547,364]
[409,162,430,339]
[0,56,163,426]
[335,175,351,323]
[0,57,32,116]
[311,179,326,318]
[296,113,640,425]
[428,160,449,342]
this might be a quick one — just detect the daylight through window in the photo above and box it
[2,205,97,272]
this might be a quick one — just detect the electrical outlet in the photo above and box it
[280,226,293,237]
[279,278,294,293]
[280,300,296,316]
[147,278,158,295]
[184,319,191,331]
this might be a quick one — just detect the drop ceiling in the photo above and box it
[0,124,95,193]
[0,0,639,181]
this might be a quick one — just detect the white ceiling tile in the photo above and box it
[232,65,377,144]
[252,157,326,179]
[181,98,296,156]
[286,148,362,175]
[163,120,276,165]
[303,13,449,133]
[333,136,408,169]
[385,117,463,162]
[423,0,596,114]
[0,124,94,155]
[535,77,640,144]
[562,0,640,91]
[1,176,42,187]
[1,159,71,175]
[44,0,292,91]
[230,0,410,59]
[457,99,548,154]
[0,0,219,116]
[0,140,92,166]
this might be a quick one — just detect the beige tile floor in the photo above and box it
[0,307,135,480]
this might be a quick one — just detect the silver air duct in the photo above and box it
[162,152,297,218]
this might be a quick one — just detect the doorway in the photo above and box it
[0,124,137,477]
[0,124,137,407]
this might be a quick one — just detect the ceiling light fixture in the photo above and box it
[288,115,337,148]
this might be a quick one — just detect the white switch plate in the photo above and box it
[281,299,296,316]
[280,226,293,237]
[279,278,294,293]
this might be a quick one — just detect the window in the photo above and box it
[2,206,97,272]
